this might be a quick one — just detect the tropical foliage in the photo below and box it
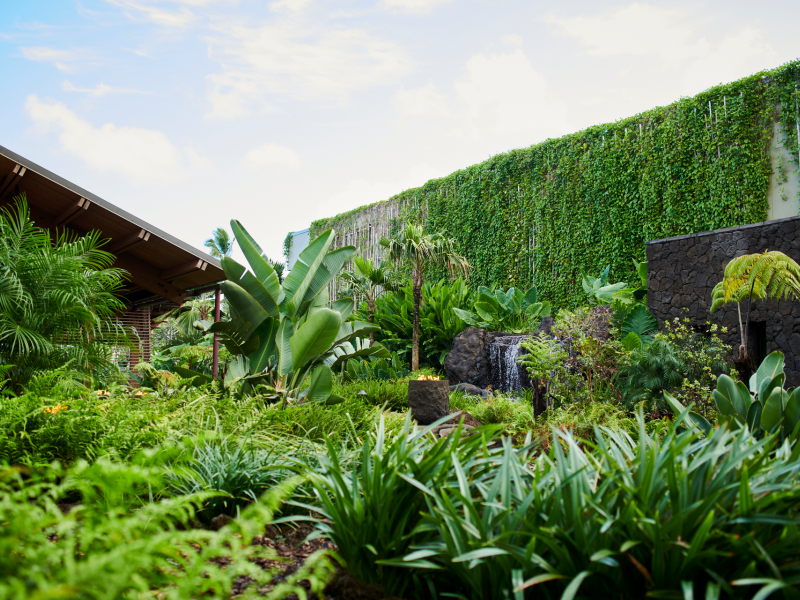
[338,255,399,345]
[454,285,550,333]
[711,250,800,361]
[196,221,389,405]
[357,277,474,369]
[380,223,470,370]
[0,196,130,389]
[204,226,234,259]
[668,350,800,441]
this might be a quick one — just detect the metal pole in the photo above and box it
[212,285,220,379]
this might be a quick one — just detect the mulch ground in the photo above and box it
[229,522,398,600]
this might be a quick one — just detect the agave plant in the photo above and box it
[183,221,389,406]
[666,350,800,441]
[454,285,550,333]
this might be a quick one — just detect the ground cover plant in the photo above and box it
[308,413,800,599]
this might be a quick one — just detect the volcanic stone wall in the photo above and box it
[646,216,800,386]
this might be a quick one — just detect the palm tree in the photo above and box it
[711,250,800,362]
[204,227,234,259]
[0,195,130,389]
[339,256,399,346]
[380,224,470,370]
[269,258,286,284]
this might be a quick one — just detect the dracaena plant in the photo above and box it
[453,285,551,334]
[182,221,389,406]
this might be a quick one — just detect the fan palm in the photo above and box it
[0,195,130,389]
[380,224,470,370]
[339,256,399,346]
[711,250,800,361]
[204,227,234,259]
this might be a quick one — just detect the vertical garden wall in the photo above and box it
[310,60,800,308]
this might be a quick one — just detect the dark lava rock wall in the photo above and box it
[646,215,800,386]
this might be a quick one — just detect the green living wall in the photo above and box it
[312,60,800,308]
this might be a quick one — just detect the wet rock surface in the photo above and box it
[444,328,512,388]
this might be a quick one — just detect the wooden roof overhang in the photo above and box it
[0,144,225,308]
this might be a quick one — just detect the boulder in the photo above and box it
[444,327,512,388]
[407,380,450,425]
[449,382,491,400]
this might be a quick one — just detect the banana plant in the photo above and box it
[666,351,800,441]
[187,221,389,406]
[453,286,550,333]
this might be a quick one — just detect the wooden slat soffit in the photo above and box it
[54,197,91,227]
[0,164,26,201]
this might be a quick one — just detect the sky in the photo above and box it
[1,0,799,262]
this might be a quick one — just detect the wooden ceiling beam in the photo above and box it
[53,197,91,227]
[0,164,26,201]
[107,228,151,255]
[114,254,188,305]
[160,258,207,282]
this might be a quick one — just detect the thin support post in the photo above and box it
[212,285,221,379]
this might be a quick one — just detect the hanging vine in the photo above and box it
[311,60,800,308]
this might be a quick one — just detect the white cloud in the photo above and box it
[383,0,454,12]
[102,0,202,28]
[395,84,449,117]
[204,20,412,117]
[546,4,701,65]
[25,95,184,184]
[269,0,311,12]
[397,49,569,140]
[19,47,90,72]
[547,4,778,95]
[184,146,215,171]
[682,27,776,95]
[244,143,301,170]
[62,80,148,97]
[318,163,445,219]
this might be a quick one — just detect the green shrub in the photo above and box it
[0,458,335,599]
[361,278,473,369]
[622,316,735,417]
[165,437,296,523]
[308,415,800,598]
[304,414,500,598]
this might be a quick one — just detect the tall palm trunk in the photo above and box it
[411,271,422,371]
[367,296,376,347]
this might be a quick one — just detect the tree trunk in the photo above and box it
[412,274,422,372]
[368,296,376,347]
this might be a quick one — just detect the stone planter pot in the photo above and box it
[407,380,450,425]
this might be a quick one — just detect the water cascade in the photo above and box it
[489,335,531,394]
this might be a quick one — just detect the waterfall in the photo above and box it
[489,335,529,394]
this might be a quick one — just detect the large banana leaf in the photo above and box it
[208,318,260,356]
[289,308,342,371]
[301,363,333,403]
[282,230,335,318]
[276,318,293,376]
[750,351,785,397]
[219,281,270,331]
[230,220,283,303]
[761,388,789,433]
[326,339,391,368]
[248,318,279,374]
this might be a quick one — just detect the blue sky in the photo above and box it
[2,0,798,261]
